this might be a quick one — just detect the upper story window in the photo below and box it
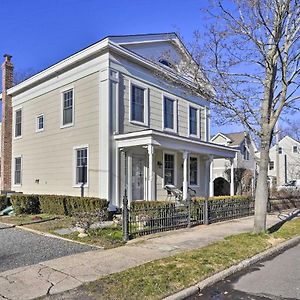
[159,59,173,69]
[62,89,74,127]
[293,145,298,153]
[269,161,274,170]
[15,109,22,138]
[189,106,199,137]
[36,114,44,132]
[130,84,148,126]
[14,157,22,185]
[163,96,177,132]
[279,147,282,154]
[75,147,88,185]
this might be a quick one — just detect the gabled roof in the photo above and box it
[1,32,210,99]
[270,135,300,151]
[223,132,247,147]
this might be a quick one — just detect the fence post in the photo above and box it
[187,195,191,228]
[122,191,129,241]
[204,196,209,225]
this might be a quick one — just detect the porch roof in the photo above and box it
[114,130,237,158]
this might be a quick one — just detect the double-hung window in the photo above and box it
[293,146,298,153]
[14,157,22,185]
[131,85,146,124]
[269,161,274,170]
[36,114,44,132]
[279,147,282,154]
[62,89,74,126]
[163,97,176,131]
[15,109,22,138]
[189,106,198,136]
[164,153,175,185]
[189,156,198,186]
[75,147,88,185]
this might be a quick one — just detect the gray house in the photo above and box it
[210,132,257,196]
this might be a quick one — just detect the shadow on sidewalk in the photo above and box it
[268,209,300,233]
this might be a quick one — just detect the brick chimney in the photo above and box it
[1,54,13,192]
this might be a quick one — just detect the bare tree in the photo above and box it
[159,0,300,233]
[200,0,300,233]
[281,120,300,140]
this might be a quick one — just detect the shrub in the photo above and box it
[130,200,175,210]
[192,195,252,203]
[10,194,40,215]
[39,194,108,217]
[39,195,67,215]
[0,195,9,211]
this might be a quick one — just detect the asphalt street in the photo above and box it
[187,242,300,300]
[0,223,95,272]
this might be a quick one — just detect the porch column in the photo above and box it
[147,144,155,200]
[209,155,214,197]
[230,158,234,196]
[183,151,189,200]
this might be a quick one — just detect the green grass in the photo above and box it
[58,226,125,249]
[81,218,300,300]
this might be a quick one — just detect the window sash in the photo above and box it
[37,116,44,130]
[131,85,145,123]
[14,157,22,184]
[76,148,87,184]
[63,90,73,125]
[293,146,297,153]
[15,110,22,137]
[164,97,174,129]
[189,107,198,135]
[269,161,274,170]
[190,157,198,185]
[164,154,175,185]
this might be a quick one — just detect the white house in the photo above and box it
[210,132,257,196]
[268,135,300,186]
[0,33,236,209]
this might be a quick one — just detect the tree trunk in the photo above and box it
[253,139,271,233]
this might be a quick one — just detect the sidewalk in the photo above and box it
[0,213,284,300]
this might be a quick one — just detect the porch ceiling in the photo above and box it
[114,130,237,158]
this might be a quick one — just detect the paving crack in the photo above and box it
[0,292,12,300]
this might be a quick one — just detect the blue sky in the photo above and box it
[0,0,241,134]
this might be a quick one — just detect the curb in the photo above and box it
[0,221,104,250]
[163,235,300,300]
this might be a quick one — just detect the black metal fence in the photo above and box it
[122,196,255,240]
[122,196,300,240]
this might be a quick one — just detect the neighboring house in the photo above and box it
[0,33,236,209]
[210,132,257,196]
[268,135,300,186]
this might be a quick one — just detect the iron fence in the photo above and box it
[122,196,300,240]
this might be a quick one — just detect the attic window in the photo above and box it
[159,59,173,69]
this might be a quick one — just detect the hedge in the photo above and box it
[10,194,40,215]
[0,195,9,211]
[192,195,252,202]
[130,200,176,210]
[11,194,108,216]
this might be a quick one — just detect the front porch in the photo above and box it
[114,130,237,206]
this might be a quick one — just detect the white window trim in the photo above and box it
[14,107,23,140]
[36,114,45,133]
[188,104,201,139]
[129,80,149,127]
[162,93,178,133]
[60,86,75,129]
[73,144,89,188]
[162,151,177,187]
[13,155,23,186]
[189,155,200,187]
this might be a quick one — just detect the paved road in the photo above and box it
[187,242,300,300]
[0,223,95,272]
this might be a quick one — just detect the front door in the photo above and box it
[132,156,145,200]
